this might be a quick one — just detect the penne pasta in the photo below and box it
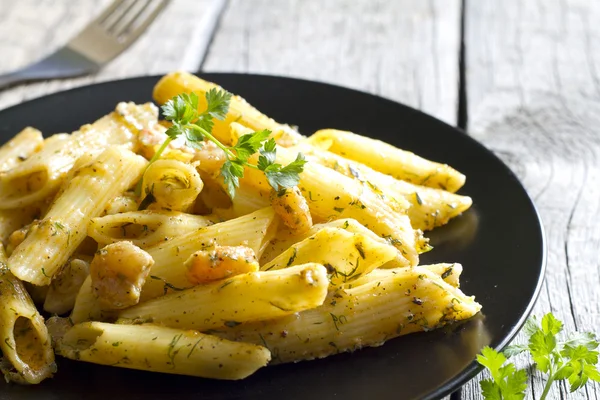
[295,144,472,231]
[343,263,463,289]
[88,210,214,248]
[0,72,483,385]
[0,245,55,384]
[261,218,404,265]
[216,267,480,364]
[306,129,466,192]
[233,128,424,266]
[0,127,44,172]
[70,208,279,322]
[140,159,203,212]
[8,147,147,286]
[0,205,40,246]
[55,321,270,380]
[153,71,304,147]
[44,257,90,315]
[0,102,156,210]
[117,263,328,331]
[262,227,397,286]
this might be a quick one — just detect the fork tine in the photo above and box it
[95,0,127,26]
[113,0,153,38]
[104,0,139,35]
[119,0,170,43]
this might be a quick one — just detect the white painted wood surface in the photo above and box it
[0,0,226,111]
[202,0,461,125]
[463,0,600,399]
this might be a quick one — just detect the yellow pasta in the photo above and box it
[0,127,44,172]
[140,159,203,212]
[216,267,480,364]
[153,71,304,146]
[55,321,270,380]
[0,245,55,384]
[231,123,425,267]
[8,147,147,286]
[0,102,157,209]
[262,227,397,286]
[70,207,279,323]
[344,263,463,289]
[307,129,466,192]
[43,258,90,315]
[0,73,481,385]
[88,210,214,248]
[117,263,329,331]
[296,144,472,230]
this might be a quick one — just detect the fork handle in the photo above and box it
[0,48,99,90]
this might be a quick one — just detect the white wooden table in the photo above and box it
[1,1,598,399]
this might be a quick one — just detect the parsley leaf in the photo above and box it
[163,92,199,124]
[478,313,600,400]
[477,347,527,400]
[233,129,271,162]
[140,87,306,200]
[262,153,307,192]
[220,159,245,199]
[204,88,231,120]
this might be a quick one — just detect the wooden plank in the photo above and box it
[0,0,226,111]
[202,0,461,125]
[463,0,600,399]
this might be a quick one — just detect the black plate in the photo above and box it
[0,74,545,400]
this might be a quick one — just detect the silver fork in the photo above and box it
[0,0,169,90]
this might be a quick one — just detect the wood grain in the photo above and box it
[202,0,461,125]
[463,0,600,398]
[0,0,226,112]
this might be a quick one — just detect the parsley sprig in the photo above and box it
[477,312,600,399]
[138,89,306,198]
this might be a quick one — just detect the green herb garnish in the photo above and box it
[137,89,306,199]
[477,312,600,399]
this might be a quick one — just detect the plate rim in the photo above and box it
[0,73,547,399]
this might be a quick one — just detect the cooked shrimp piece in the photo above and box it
[185,245,259,285]
[270,186,312,234]
[90,241,154,310]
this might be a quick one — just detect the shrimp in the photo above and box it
[89,241,154,310]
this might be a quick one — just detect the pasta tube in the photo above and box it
[71,208,278,322]
[296,144,472,231]
[88,210,214,248]
[344,263,463,289]
[117,263,328,331]
[262,227,397,286]
[0,206,39,246]
[307,129,466,192]
[233,127,423,266]
[0,127,43,172]
[141,159,203,212]
[141,207,277,300]
[55,322,270,380]
[261,218,401,266]
[217,267,481,364]
[0,245,55,384]
[0,102,155,209]
[44,258,90,315]
[8,147,147,286]
[153,71,304,146]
